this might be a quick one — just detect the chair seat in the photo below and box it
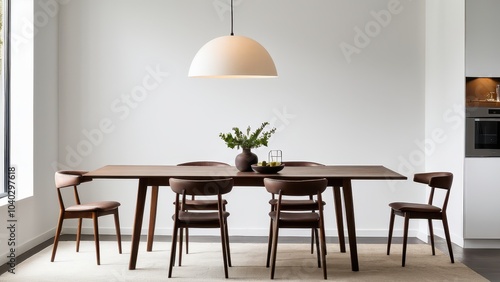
[183,199,228,210]
[66,201,121,212]
[269,199,325,210]
[269,211,320,223]
[175,211,230,225]
[389,202,441,213]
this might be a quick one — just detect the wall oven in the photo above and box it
[466,107,500,157]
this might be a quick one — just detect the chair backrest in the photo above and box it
[54,170,91,189]
[281,161,324,167]
[54,170,91,210]
[264,178,328,197]
[278,163,325,199]
[169,178,234,196]
[177,161,230,167]
[414,172,453,190]
[414,172,453,211]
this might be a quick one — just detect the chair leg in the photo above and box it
[442,214,455,263]
[320,221,326,254]
[76,218,82,252]
[319,223,328,279]
[387,209,395,255]
[428,219,435,256]
[315,228,321,268]
[92,213,101,265]
[310,228,314,254]
[219,221,229,279]
[185,228,189,254]
[51,214,64,262]
[319,225,326,256]
[402,215,410,267]
[178,228,183,266]
[224,218,232,267]
[270,221,279,279]
[309,195,316,255]
[168,222,179,278]
[266,217,274,268]
[310,224,323,256]
[114,211,122,254]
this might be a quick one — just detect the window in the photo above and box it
[0,0,8,199]
[0,0,33,202]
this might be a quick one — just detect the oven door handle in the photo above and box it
[474,118,500,121]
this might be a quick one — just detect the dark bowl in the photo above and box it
[251,164,285,174]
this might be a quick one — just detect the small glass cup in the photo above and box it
[487,92,495,101]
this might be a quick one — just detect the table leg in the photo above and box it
[129,179,148,270]
[342,178,359,271]
[147,186,159,252]
[333,186,346,253]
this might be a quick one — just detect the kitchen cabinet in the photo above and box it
[466,0,500,77]
[464,158,500,239]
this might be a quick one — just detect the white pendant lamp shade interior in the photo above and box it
[188,35,277,78]
[188,0,277,78]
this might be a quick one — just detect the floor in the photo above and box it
[2,235,500,281]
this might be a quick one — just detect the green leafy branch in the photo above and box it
[219,122,276,150]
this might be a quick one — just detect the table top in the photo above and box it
[84,165,407,186]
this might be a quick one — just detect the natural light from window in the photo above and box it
[0,0,33,204]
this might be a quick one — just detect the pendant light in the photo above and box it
[188,0,277,78]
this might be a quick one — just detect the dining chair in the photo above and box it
[264,177,328,279]
[176,161,230,257]
[168,177,233,278]
[266,161,325,267]
[51,170,122,265]
[387,172,454,267]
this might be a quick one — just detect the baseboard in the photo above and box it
[0,228,55,265]
[67,226,421,238]
[417,228,464,248]
[464,239,500,249]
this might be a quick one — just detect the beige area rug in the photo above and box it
[0,241,487,282]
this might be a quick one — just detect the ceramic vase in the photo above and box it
[235,148,258,172]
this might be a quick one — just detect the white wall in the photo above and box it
[54,0,426,238]
[425,0,465,246]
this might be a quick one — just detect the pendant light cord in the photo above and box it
[230,0,234,36]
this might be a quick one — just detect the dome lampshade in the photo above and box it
[188,0,277,79]
[188,35,277,78]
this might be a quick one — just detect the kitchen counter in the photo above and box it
[466,101,500,108]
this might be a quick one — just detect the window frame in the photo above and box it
[1,0,10,199]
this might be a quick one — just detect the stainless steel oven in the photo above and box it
[466,107,500,157]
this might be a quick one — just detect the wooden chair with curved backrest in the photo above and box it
[175,161,230,258]
[51,170,122,265]
[266,161,326,267]
[168,178,234,278]
[264,178,328,279]
[387,172,454,267]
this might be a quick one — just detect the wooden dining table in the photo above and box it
[84,165,406,271]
